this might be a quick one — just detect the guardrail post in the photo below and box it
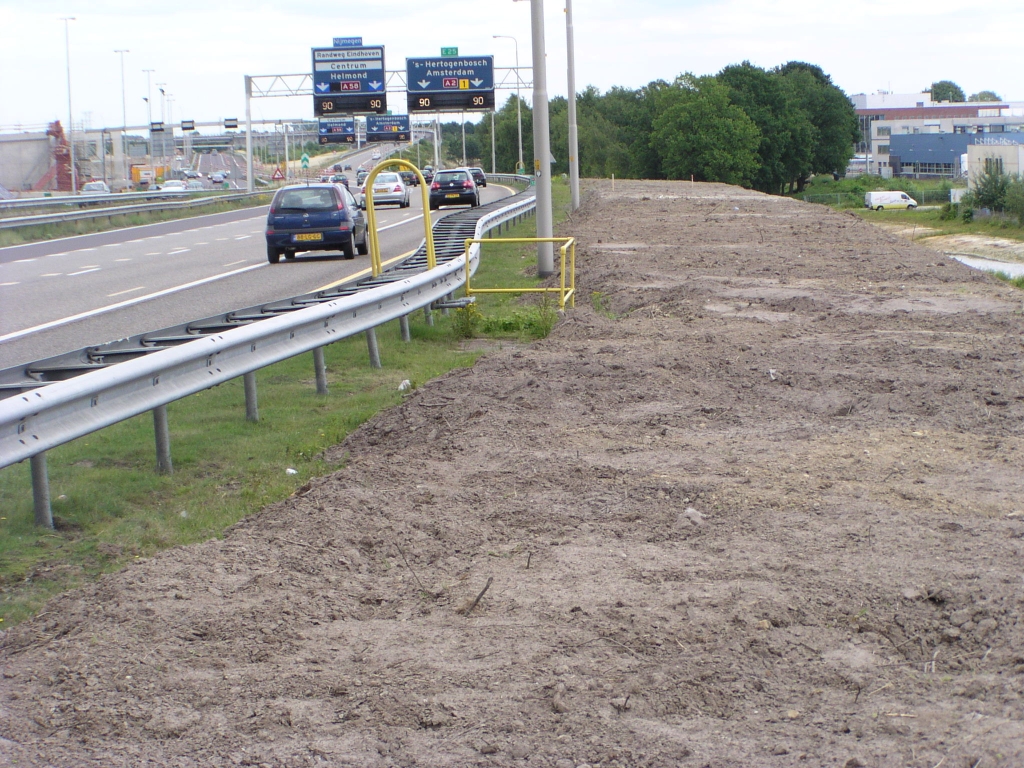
[424,306,434,327]
[313,347,328,394]
[153,405,173,474]
[31,453,53,529]
[243,372,259,421]
[365,328,382,369]
[441,294,451,317]
[399,314,411,342]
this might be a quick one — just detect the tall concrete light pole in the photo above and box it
[492,35,523,174]
[157,84,166,169]
[115,49,129,190]
[61,17,77,194]
[565,0,580,210]
[524,0,554,276]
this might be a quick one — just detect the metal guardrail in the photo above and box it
[0,191,269,230]
[0,179,536,476]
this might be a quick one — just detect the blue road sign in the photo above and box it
[366,115,411,143]
[333,37,363,47]
[312,46,387,115]
[318,117,356,145]
[406,56,494,93]
[406,56,494,112]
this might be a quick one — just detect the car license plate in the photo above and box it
[445,193,459,198]
[294,232,323,242]
[374,186,389,193]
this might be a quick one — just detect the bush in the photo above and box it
[1005,175,1024,226]
[972,167,1010,211]
[939,202,959,221]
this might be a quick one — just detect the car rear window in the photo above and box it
[272,188,338,213]
[435,171,468,183]
[376,173,400,184]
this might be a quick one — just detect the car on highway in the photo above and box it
[356,169,369,187]
[210,171,227,184]
[330,174,350,188]
[421,166,435,184]
[358,172,410,209]
[184,169,202,179]
[468,167,487,188]
[428,168,480,210]
[186,180,205,191]
[400,170,418,187]
[158,180,188,192]
[371,150,382,161]
[80,181,111,195]
[265,183,367,263]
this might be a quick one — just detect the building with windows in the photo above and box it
[850,92,1024,176]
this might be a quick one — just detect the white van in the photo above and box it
[865,191,917,210]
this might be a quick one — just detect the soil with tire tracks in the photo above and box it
[2,180,1023,767]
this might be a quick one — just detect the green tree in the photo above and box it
[776,61,860,188]
[968,90,1001,102]
[717,61,813,194]
[1004,176,1024,225]
[651,74,760,185]
[972,167,1009,211]
[929,80,965,102]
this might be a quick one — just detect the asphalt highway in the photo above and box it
[0,182,515,370]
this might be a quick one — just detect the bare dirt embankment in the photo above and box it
[2,180,1023,767]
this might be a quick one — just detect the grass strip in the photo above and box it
[0,179,572,627]
[0,194,273,248]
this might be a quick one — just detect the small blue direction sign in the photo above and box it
[333,37,363,47]
[406,56,494,112]
[312,45,387,115]
[318,117,356,145]
[366,115,411,143]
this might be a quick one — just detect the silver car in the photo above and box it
[359,172,410,209]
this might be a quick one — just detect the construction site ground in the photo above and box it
[2,179,1023,767]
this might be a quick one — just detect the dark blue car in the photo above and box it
[265,183,367,263]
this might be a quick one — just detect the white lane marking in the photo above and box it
[103,243,122,247]
[194,241,209,245]
[223,260,247,267]
[108,286,145,297]
[68,268,101,276]
[0,281,19,287]
[115,258,133,262]
[41,273,61,277]
[167,249,191,255]
[14,258,36,263]
[78,248,97,252]
[0,263,267,344]
[235,235,251,240]
[216,237,229,241]
[79,264,99,268]
[145,252,161,256]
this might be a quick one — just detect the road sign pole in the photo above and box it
[530,0,555,277]
[566,0,580,211]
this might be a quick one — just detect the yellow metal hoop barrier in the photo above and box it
[362,158,436,277]
[463,237,576,310]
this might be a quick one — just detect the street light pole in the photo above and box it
[493,35,523,174]
[115,49,129,191]
[526,0,554,276]
[61,17,77,194]
[157,84,166,171]
[565,0,580,210]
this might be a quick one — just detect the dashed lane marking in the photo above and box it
[107,286,146,297]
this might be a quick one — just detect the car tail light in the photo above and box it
[462,180,473,188]
[393,185,402,192]
[430,182,440,190]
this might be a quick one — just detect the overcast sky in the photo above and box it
[1,0,1022,133]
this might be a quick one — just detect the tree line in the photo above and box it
[464,60,862,195]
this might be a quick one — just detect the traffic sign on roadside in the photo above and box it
[312,45,387,116]
[301,153,310,169]
[406,56,494,112]
[272,167,284,180]
[334,37,363,47]
[150,121,164,133]
[224,118,238,130]
[181,120,195,132]
[441,47,458,56]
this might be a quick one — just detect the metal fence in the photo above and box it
[1,180,537,526]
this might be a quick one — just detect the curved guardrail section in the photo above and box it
[0,177,536,472]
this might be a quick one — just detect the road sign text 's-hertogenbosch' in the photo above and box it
[318,117,356,145]
[406,56,494,112]
[366,115,411,143]
[312,46,387,116]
